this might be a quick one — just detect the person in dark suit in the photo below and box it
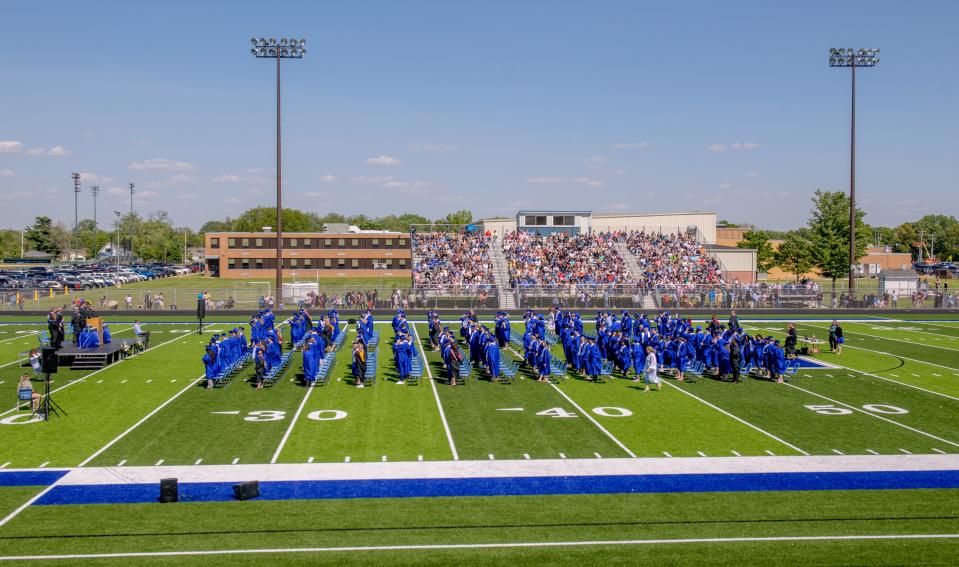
[728,338,742,383]
[784,323,798,358]
[253,349,266,390]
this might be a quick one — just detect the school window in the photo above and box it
[337,259,346,267]
[227,238,236,248]
[241,259,250,270]
[324,239,332,247]
[385,258,393,267]
[371,239,379,248]
[255,238,263,248]
[302,238,311,248]
[302,258,311,268]
[337,239,345,247]
[398,239,406,247]
[289,238,298,248]
[210,238,220,249]
[290,258,298,268]
[385,239,393,247]
[351,259,359,269]
[255,259,263,269]
[398,259,407,267]
[525,215,548,226]
[240,238,249,248]
[324,259,332,268]
[351,239,359,247]
[227,258,235,269]
[553,215,574,226]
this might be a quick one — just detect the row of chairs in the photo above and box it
[210,349,253,387]
[362,350,379,386]
[308,351,338,387]
[262,351,296,386]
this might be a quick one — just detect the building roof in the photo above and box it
[880,269,918,279]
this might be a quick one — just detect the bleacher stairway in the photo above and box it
[612,241,656,309]
[489,240,517,309]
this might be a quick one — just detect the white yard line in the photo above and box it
[76,373,206,467]
[662,381,810,456]
[0,480,64,529]
[548,383,637,458]
[785,383,959,449]
[412,324,458,461]
[270,384,315,464]
[2,534,957,561]
[0,324,210,418]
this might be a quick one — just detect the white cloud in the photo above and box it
[79,172,113,184]
[303,191,333,199]
[527,176,604,187]
[365,155,402,166]
[571,176,605,188]
[526,176,566,184]
[175,192,198,201]
[383,180,429,190]
[353,175,395,184]
[137,190,158,199]
[170,174,197,185]
[317,174,337,183]
[128,158,196,172]
[719,182,732,189]
[708,142,760,152]
[409,143,456,152]
[0,141,22,153]
[606,203,629,211]
[612,142,650,150]
[24,146,71,156]
[0,168,13,177]
[745,170,759,177]
[703,196,723,205]
[106,186,127,196]
[213,174,243,183]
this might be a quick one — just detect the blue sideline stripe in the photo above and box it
[0,471,69,487]
[33,470,959,506]
[795,358,830,368]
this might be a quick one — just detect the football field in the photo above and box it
[0,314,957,564]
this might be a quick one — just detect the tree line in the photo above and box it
[737,190,959,284]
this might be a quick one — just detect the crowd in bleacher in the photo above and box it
[412,232,494,287]
[621,230,723,286]
[503,231,627,287]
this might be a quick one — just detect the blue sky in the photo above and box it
[1,0,956,231]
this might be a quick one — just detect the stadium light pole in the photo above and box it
[90,185,100,256]
[129,182,135,262]
[71,172,81,259]
[829,47,879,292]
[114,211,122,267]
[250,36,306,295]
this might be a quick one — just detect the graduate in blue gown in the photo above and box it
[203,348,217,389]
[393,335,413,384]
[485,337,501,381]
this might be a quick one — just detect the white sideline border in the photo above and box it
[44,453,959,485]
[1,533,957,561]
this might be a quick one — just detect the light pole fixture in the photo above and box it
[250,36,307,294]
[71,172,81,258]
[829,47,880,292]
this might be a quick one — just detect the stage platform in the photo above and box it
[56,341,135,370]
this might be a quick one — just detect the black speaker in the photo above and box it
[159,478,178,503]
[40,346,58,374]
[233,480,259,501]
[197,298,206,319]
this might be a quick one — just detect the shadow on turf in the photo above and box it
[2,515,955,541]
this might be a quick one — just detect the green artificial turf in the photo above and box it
[0,490,957,564]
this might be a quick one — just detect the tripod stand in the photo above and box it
[34,373,66,421]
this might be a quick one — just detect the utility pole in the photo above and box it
[71,173,81,258]
[90,185,100,255]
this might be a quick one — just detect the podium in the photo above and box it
[86,317,104,345]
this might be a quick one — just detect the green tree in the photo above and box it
[24,216,62,256]
[232,207,323,232]
[442,209,473,226]
[736,230,775,273]
[775,229,815,281]
[0,229,20,258]
[806,190,870,290]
